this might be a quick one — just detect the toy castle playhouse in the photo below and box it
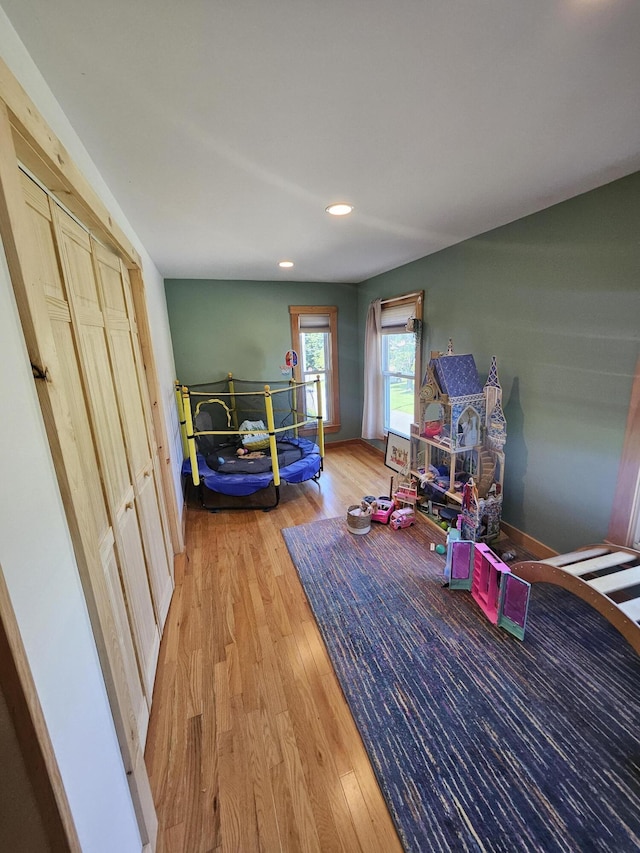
[411,343,507,542]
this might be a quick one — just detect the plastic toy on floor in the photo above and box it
[371,497,394,524]
[445,529,531,640]
[390,507,416,530]
[394,481,418,509]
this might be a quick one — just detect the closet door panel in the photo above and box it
[151,452,175,581]
[105,316,173,626]
[93,242,173,627]
[21,175,108,557]
[99,529,149,747]
[19,174,149,744]
[54,216,131,505]
[122,265,175,579]
[92,248,149,474]
[116,498,161,698]
[105,324,149,475]
[52,206,160,701]
[21,177,64,303]
[136,469,173,624]
[77,322,131,507]
[49,308,110,541]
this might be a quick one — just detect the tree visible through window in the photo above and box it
[382,331,416,436]
[301,331,328,420]
[289,306,340,432]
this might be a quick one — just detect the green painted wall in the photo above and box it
[164,278,361,440]
[358,172,640,552]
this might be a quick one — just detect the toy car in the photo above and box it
[390,507,416,530]
[371,497,394,524]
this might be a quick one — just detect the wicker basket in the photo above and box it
[346,504,371,535]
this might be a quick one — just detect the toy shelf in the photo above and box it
[411,346,507,542]
[414,433,475,454]
[411,431,480,505]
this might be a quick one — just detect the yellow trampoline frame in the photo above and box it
[176,373,325,492]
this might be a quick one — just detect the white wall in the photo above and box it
[0,7,183,850]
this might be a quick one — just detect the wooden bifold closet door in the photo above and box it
[91,241,174,628]
[19,170,172,846]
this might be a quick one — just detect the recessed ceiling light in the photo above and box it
[325,203,354,216]
[279,260,294,268]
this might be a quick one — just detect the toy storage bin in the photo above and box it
[346,504,371,535]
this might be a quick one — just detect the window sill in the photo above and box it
[299,422,341,436]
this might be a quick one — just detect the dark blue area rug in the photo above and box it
[282,517,640,853]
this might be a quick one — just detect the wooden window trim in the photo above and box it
[289,305,340,433]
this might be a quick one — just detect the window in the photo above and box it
[289,306,340,432]
[362,292,423,440]
[382,328,417,437]
[381,297,422,437]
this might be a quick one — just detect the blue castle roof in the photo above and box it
[432,354,483,398]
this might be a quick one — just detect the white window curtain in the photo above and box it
[361,299,383,439]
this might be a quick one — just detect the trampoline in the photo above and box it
[177,374,324,510]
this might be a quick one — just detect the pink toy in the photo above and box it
[371,498,394,524]
[390,507,416,530]
[394,483,418,508]
[447,539,531,640]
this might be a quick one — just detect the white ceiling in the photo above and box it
[3,0,639,283]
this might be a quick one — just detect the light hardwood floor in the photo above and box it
[145,442,407,852]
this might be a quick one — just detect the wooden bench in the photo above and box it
[511,544,640,656]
